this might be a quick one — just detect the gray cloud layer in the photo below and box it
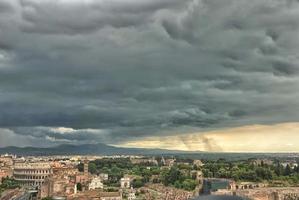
[0,0,299,147]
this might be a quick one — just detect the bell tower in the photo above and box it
[83,159,89,176]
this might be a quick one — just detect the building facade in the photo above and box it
[13,162,53,187]
[99,173,109,181]
[120,177,131,188]
[88,177,104,190]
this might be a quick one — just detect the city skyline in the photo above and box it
[0,0,299,152]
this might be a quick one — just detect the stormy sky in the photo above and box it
[1,0,299,151]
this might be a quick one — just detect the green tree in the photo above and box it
[77,163,83,172]
[274,164,284,176]
[132,179,145,188]
[77,183,82,191]
[181,179,197,191]
[284,164,292,176]
[89,162,97,174]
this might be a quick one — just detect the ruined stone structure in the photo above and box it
[234,182,266,190]
[39,174,77,199]
[68,190,122,200]
[211,186,299,200]
[13,162,53,187]
[235,188,299,200]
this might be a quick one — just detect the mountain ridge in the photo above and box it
[0,143,199,156]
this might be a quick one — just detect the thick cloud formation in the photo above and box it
[0,0,299,147]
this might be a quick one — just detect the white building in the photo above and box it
[99,173,109,181]
[89,177,104,190]
[128,187,136,200]
[120,177,130,188]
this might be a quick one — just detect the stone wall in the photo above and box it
[235,188,299,200]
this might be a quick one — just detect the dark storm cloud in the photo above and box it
[12,127,107,143]
[272,59,299,76]
[0,0,14,13]
[19,0,191,34]
[0,0,299,147]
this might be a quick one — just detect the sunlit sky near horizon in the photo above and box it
[1,0,299,152]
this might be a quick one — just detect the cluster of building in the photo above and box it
[250,158,299,169]
[0,153,209,200]
[0,154,14,182]
[39,159,130,200]
[0,154,139,200]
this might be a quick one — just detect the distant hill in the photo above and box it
[0,143,198,156]
[0,144,296,160]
